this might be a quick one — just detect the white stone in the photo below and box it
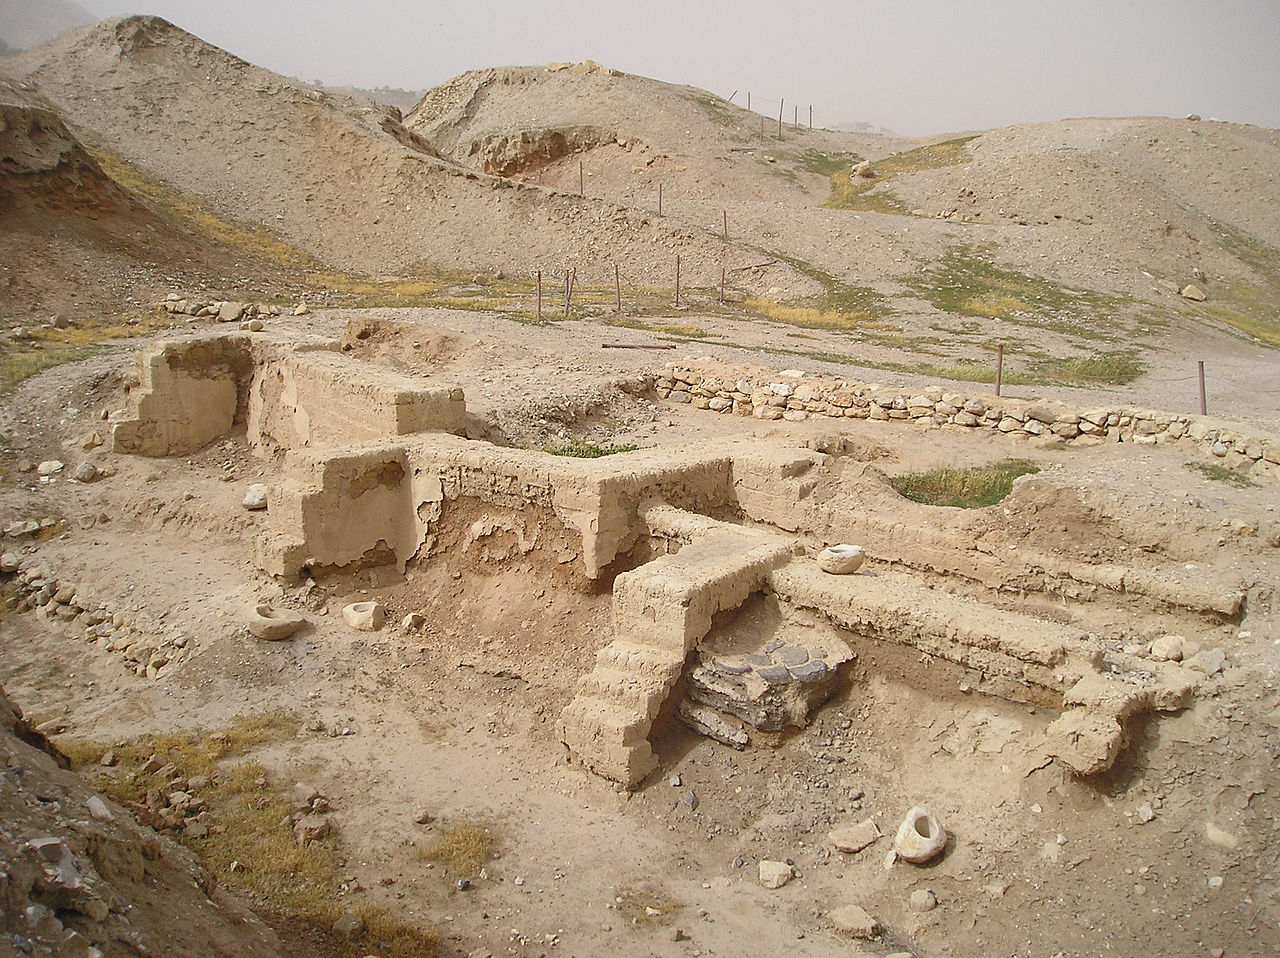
[343,601,386,631]
[908,889,937,912]
[86,796,114,821]
[0,552,19,573]
[36,460,65,476]
[829,903,879,937]
[817,544,865,575]
[757,860,793,889]
[893,806,947,864]
[1180,283,1207,301]
[242,483,269,510]
[1149,634,1183,662]
[829,818,880,854]
[294,303,310,315]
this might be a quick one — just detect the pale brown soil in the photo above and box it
[1,307,1279,958]
[1,11,1279,958]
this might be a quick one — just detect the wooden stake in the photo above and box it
[578,159,584,196]
[1198,360,1207,415]
[536,269,542,322]
[793,105,797,129]
[727,89,737,103]
[563,269,573,317]
[614,263,621,311]
[778,98,783,138]
[747,91,751,111]
[674,255,680,307]
[722,209,728,240]
[809,105,813,129]
[995,345,1004,397]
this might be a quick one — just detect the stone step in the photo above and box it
[578,665,673,716]
[561,695,652,747]
[593,639,685,679]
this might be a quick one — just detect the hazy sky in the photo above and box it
[69,0,1280,135]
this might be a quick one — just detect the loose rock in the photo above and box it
[829,903,879,938]
[242,484,269,510]
[757,860,793,889]
[909,889,938,912]
[829,818,880,855]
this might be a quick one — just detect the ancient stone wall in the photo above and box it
[654,364,1280,481]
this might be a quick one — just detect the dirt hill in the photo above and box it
[0,76,294,320]
[5,16,784,291]
[0,683,282,957]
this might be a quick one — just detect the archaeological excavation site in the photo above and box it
[2,11,1279,958]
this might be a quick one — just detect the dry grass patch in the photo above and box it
[95,150,313,268]
[825,136,976,213]
[0,309,177,395]
[419,822,495,880]
[613,883,680,927]
[60,715,439,958]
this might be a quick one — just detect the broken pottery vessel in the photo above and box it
[893,806,947,864]
[817,544,865,574]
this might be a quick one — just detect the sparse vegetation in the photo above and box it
[798,149,862,176]
[904,248,1127,329]
[685,91,738,128]
[1186,460,1256,488]
[0,309,177,395]
[95,150,313,268]
[419,822,495,880]
[740,252,892,333]
[891,459,1040,508]
[60,716,439,957]
[613,884,680,926]
[1031,350,1144,385]
[825,136,977,213]
[545,441,639,458]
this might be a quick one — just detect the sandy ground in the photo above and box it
[1,307,1279,958]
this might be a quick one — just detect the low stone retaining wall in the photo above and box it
[653,364,1280,480]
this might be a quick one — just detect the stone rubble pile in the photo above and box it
[682,637,853,747]
[125,757,221,840]
[653,365,1280,480]
[158,294,285,322]
[4,557,195,681]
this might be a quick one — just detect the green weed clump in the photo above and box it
[891,458,1040,508]
[545,441,639,458]
[1185,461,1256,488]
